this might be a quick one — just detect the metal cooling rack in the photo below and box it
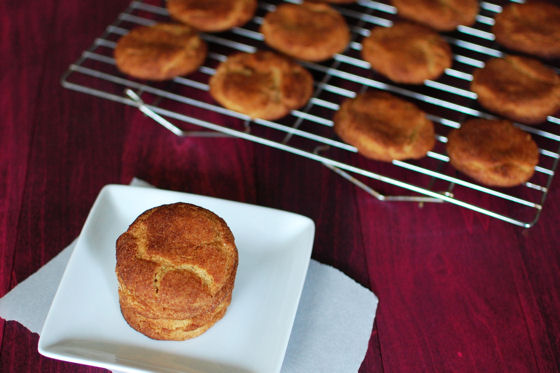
[61,0,560,228]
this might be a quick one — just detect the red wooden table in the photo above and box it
[1,0,560,372]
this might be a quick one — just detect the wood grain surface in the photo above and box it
[1,0,560,372]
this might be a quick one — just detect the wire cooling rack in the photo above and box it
[61,0,560,228]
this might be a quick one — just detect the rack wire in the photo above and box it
[61,0,560,228]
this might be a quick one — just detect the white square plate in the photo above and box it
[39,184,315,373]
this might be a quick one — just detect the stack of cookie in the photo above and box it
[115,203,238,340]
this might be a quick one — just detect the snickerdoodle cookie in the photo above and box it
[167,0,257,32]
[362,22,452,84]
[333,91,435,161]
[209,51,314,120]
[116,203,238,340]
[391,0,479,31]
[260,2,350,62]
[113,23,206,81]
[493,2,560,59]
[471,55,560,124]
[446,119,539,187]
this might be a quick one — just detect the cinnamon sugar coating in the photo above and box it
[362,22,452,84]
[115,203,238,340]
[446,119,539,187]
[334,91,435,162]
[261,2,350,62]
[114,23,206,81]
[209,51,314,120]
[471,55,560,124]
[167,0,257,32]
[493,2,560,59]
[391,0,479,31]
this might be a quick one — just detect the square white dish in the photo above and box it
[39,184,315,373]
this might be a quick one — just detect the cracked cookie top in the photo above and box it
[115,203,238,319]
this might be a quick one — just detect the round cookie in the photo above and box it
[114,23,206,81]
[167,0,257,33]
[471,55,560,125]
[493,2,560,59]
[209,51,314,120]
[115,203,238,340]
[362,22,452,84]
[260,2,350,62]
[446,119,539,187]
[333,91,435,162]
[391,0,479,31]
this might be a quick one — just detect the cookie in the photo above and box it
[446,119,539,187]
[209,51,314,120]
[471,55,560,124]
[167,0,257,32]
[115,203,238,340]
[113,23,206,81]
[391,0,479,31]
[362,22,452,84]
[493,2,560,59]
[119,290,231,341]
[333,91,435,161]
[260,2,350,62]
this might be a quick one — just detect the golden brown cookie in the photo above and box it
[333,91,435,161]
[260,2,350,62]
[391,0,479,31]
[471,55,560,125]
[167,0,257,32]
[113,23,206,81]
[117,267,235,320]
[493,2,560,59]
[209,51,314,120]
[362,22,452,84]
[115,203,238,340]
[446,119,539,187]
[119,290,231,340]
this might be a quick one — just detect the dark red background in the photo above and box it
[1,0,559,372]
